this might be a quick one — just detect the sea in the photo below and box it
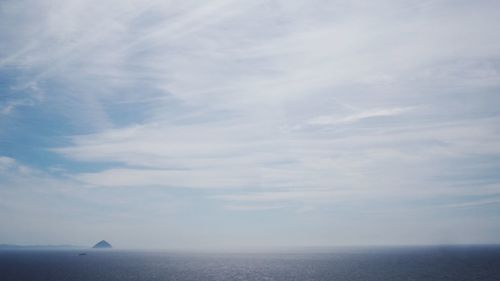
[1,245,500,281]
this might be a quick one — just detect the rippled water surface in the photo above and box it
[1,246,500,281]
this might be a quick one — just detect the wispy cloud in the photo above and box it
[307,107,414,126]
[224,204,286,211]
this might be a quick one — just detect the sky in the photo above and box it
[1,0,500,250]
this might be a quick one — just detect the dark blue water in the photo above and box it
[1,246,500,281]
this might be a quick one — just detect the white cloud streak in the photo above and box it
[307,107,414,126]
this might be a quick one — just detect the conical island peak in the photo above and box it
[93,240,112,249]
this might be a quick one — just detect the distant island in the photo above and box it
[93,240,112,249]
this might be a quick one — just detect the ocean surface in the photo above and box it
[1,246,500,281]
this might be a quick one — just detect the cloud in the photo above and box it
[444,197,500,208]
[0,155,193,247]
[307,107,414,126]
[2,0,500,246]
[0,156,16,170]
[224,204,286,211]
[75,168,261,189]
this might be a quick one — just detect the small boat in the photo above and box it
[79,253,87,256]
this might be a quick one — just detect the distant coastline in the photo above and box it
[0,244,81,250]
